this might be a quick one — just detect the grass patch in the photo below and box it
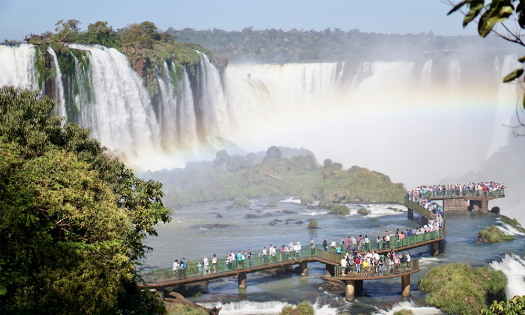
[393,310,414,315]
[357,207,371,216]
[500,215,525,233]
[478,226,515,243]
[280,301,314,315]
[168,304,208,315]
[418,263,507,315]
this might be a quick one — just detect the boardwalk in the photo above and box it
[141,187,504,302]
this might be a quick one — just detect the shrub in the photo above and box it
[308,220,318,229]
[168,304,208,315]
[357,207,371,216]
[482,295,525,314]
[232,196,250,208]
[268,200,278,207]
[500,215,525,233]
[300,194,315,205]
[296,301,314,315]
[393,310,414,315]
[418,263,507,315]
[478,226,515,243]
[280,301,314,315]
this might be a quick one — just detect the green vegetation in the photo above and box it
[232,196,251,208]
[142,147,406,211]
[357,207,371,216]
[0,87,170,314]
[418,263,507,315]
[393,310,414,315]
[500,215,525,233]
[482,295,525,314]
[169,27,510,64]
[280,301,314,315]
[308,220,319,229]
[168,304,208,315]
[268,200,278,207]
[24,19,214,117]
[478,226,515,243]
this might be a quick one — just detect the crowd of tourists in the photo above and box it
[409,182,504,199]
[339,249,412,276]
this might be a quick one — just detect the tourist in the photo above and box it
[376,236,382,250]
[323,238,328,251]
[406,251,411,269]
[262,246,267,264]
[355,255,361,273]
[365,235,370,251]
[310,238,315,255]
[203,256,210,274]
[212,254,217,274]
[341,256,348,275]
[247,249,252,267]
[173,259,179,277]
[346,236,351,251]
[198,261,202,274]
[357,235,362,251]
[351,235,356,250]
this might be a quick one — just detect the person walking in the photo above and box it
[310,238,315,255]
[212,254,217,274]
[323,238,328,251]
[203,256,210,274]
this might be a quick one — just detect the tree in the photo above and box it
[446,0,525,135]
[84,21,120,48]
[0,86,170,314]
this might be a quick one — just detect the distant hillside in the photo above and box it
[140,146,406,208]
[167,27,514,63]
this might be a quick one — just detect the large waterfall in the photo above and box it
[0,43,520,185]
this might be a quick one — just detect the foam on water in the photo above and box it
[489,253,525,298]
[419,257,444,266]
[373,301,441,315]
[280,197,301,204]
[197,300,337,315]
[495,218,525,236]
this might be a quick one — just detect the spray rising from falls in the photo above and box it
[0,44,39,90]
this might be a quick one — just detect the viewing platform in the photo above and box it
[427,190,504,213]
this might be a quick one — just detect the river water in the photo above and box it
[144,197,525,314]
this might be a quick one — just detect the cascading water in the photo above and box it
[179,67,199,150]
[0,44,39,91]
[67,44,161,164]
[47,46,66,118]
[418,59,433,94]
[196,51,231,142]
[156,61,179,151]
[447,58,461,102]
[486,54,521,158]
[489,254,525,298]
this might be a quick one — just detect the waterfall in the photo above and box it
[336,61,345,85]
[489,254,525,299]
[67,44,161,164]
[157,61,178,150]
[0,44,39,91]
[447,59,461,102]
[419,59,433,93]
[47,47,66,118]
[486,54,521,157]
[196,51,231,141]
[179,67,198,150]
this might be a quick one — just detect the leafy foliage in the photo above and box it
[308,220,319,229]
[482,295,525,314]
[500,215,525,232]
[0,86,170,314]
[418,263,507,315]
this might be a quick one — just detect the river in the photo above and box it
[144,197,525,314]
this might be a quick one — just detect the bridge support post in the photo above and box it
[345,280,355,302]
[401,274,410,297]
[355,279,363,292]
[431,242,439,256]
[157,288,167,301]
[408,208,413,220]
[300,261,308,276]
[481,198,489,213]
[238,272,247,288]
[325,264,335,276]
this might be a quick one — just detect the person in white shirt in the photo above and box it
[203,256,210,274]
[341,257,348,274]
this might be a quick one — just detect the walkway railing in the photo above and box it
[421,189,504,199]
[404,198,433,219]
[334,258,420,278]
[140,228,443,284]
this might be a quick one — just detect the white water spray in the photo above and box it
[0,44,39,91]
[47,47,66,118]
[490,253,525,298]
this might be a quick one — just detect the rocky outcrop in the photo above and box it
[165,291,221,315]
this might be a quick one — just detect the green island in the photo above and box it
[417,263,507,315]
[478,226,515,243]
[500,215,525,233]
[141,146,407,210]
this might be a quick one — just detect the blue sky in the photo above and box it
[1,0,476,41]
